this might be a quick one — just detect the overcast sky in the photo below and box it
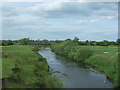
[1,0,118,41]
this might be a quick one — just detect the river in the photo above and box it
[38,47,114,88]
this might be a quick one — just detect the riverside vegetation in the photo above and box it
[51,39,119,87]
[2,45,63,88]
[1,37,120,88]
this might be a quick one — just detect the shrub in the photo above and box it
[74,47,93,62]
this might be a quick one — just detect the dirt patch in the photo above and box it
[2,78,22,88]
[91,54,107,59]
[0,52,8,55]
[1,52,9,58]
[112,47,120,48]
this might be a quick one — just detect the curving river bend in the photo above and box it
[38,47,114,88]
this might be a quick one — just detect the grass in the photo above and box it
[85,46,118,86]
[2,45,63,88]
[51,41,119,87]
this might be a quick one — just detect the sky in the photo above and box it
[1,0,118,41]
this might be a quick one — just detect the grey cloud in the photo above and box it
[2,4,18,17]
[25,2,117,18]
[3,2,117,18]
[2,2,117,40]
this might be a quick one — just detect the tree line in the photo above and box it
[1,38,51,46]
[0,37,120,46]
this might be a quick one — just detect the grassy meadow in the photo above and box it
[2,45,62,88]
[1,40,119,88]
[51,41,119,87]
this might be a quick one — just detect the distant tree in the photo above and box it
[102,40,109,46]
[89,41,96,46]
[73,37,79,42]
[64,39,72,41]
[96,41,102,46]
[7,40,14,45]
[54,40,63,43]
[19,38,30,45]
[117,39,120,45]
[79,41,85,45]
[86,40,89,43]
[2,40,14,46]
[41,39,50,45]
[109,41,116,45]
[86,40,89,45]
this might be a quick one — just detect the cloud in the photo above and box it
[3,0,120,2]
[3,14,51,26]
[2,2,117,40]
[105,16,118,20]
[21,2,117,18]
[75,20,87,24]
[3,2,117,19]
[73,19,100,24]
[4,0,43,2]
[90,20,99,23]
[2,3,19,17]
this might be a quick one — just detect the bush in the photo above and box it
[51,41,93,62]
[74,47,93,62]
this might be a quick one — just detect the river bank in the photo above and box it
[39,47,114,88]
[51,40,119,87]
[2,45,62,88]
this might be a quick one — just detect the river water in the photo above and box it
[38,47,114,88]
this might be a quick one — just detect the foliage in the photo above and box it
[32,45,42,53]
[19,38,30,45]
[2,40,14,46]
[73,37,79,42]
[117,39,120,45]
[51,40,93,62]
[1,38,119,46]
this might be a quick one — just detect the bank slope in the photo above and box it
[2,45,62,88]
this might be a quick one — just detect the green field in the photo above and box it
[2,45,62,88]
[1,43,119,88]
[51,41,119,87]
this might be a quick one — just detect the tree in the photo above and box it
[86,40,89,45]
[73,37,79,42]
[2,40,14,46]
[117,39,120,45]
[41,39,50,45]
[54,40,63,43]
[7,40,14,45]
[64,39,72,42]
[89,41,96,46]
[102,40,109,46]
[19,38,30,45]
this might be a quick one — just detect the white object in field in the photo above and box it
[104,81,106,83]
[104,52,108,54]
